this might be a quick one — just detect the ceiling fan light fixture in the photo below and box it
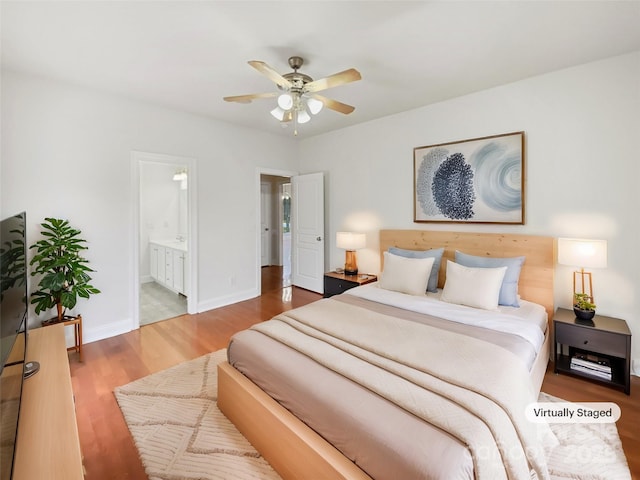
[277,93,293,110]
[306,97,323,115]
[297,110,311,124]
[283,110,294,123]
[270,107,285,121]
[224,56,360,135]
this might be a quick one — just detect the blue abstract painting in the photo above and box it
[414,132,524,224]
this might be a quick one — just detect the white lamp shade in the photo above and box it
[277,93,293,110]
[306,96,324,115]
[336,232,366,251]
[297,110,311,124]
[558,238,607,268]
[270,107,285,121]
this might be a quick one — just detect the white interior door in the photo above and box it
[260,182,271,267]
[291,172,324,293]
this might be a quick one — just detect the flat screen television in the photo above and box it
[0,211,28,480]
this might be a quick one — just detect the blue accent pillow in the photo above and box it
[388,247,444,293]
[454,251,525,307]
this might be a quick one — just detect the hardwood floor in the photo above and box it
[70,268,639,480]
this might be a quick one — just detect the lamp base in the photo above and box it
[573,270,594,305]
[344,250,358,277]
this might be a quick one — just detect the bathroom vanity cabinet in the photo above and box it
[150,240,187,295]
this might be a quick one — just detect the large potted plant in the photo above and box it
[29,217,100,323]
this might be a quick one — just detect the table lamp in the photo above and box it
[336,232,366,275]
[557,238,607,304]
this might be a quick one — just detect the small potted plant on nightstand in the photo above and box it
[573,293,596,321]
[29,217,101,323]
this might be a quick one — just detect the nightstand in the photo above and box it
[323,271,377,298]
[553,308,631,394]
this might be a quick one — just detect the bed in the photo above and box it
[218,230,556,480]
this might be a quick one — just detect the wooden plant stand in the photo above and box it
[42,314,83,361]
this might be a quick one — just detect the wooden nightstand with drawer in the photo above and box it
[553,307,631,394]
[323,272,377,298]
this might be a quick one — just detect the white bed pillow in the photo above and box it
[379,251,435,296]
[455,250,525,307]
[441,260,507,310]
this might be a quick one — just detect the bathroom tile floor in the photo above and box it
[140,281,187,326]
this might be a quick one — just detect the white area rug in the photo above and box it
[115,350,281,480]
[115,350,630,480]
[540,392,631,480]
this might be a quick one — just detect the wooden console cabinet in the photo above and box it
[13,324,84,479]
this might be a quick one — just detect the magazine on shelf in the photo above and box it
[571,352,611,370]
[570,362,612,380]
[571,357,612,373]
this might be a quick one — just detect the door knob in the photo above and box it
[316,236,322,241]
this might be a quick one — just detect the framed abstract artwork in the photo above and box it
[413,131,525,224]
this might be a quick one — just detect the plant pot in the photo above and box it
[573,307,595,321]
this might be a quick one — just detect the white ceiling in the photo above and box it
[2,1,639,138]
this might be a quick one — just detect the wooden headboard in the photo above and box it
[379,230,556,320]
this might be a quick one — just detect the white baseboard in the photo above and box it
[197,288,259,313]
[75,317,134,346]
[55,287,261,349]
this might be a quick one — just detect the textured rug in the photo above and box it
[540,392,631,480]
[115,350,630,480]
[115,350,281,480]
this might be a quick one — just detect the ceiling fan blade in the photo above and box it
[248,60,292,89]
[304,68,361,93]
[223,92,278,104]
[311,94,356,115]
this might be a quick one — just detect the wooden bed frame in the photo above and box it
[218,230,556,480]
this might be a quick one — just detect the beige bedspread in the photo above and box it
[251,298,550,480]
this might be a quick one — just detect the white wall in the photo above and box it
[1,70,297,342]
[300,51,640,373]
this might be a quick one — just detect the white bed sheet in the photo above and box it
[345,282,547,354]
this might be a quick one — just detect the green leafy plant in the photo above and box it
[29,218,100,322]
[573,293,596,311]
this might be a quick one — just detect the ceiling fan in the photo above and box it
[223,56,361,135]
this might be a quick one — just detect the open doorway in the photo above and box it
[259,173,293,294]
[132,151,198,330]
[256,169,325,296]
